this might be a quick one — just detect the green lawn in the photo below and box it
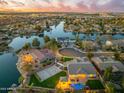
[61,57,73,62]
[29,71,66,88]
[86,80,104,90]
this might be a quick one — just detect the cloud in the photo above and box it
[0,0,8,6]
[0,0,25,8]
[9,1,25,6]
[0,0,124,12]
[95,0,124,12]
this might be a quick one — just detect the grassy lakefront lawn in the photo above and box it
[29,71,66,88]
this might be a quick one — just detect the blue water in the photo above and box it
[112,34,124,39]
[44,22,100,42]
[0,53,20,93]
[9,36,44,51]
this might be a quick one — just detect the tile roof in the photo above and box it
[68,63,97,75]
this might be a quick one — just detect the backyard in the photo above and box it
[86,80,104,90]
[29,71,66,88]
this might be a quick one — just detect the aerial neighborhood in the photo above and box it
[0,12,124,93]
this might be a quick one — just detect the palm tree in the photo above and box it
[32,38,40,47]
[44,38,59,53]
[18,76,24,84]
[106,82,116,93]
[75,33,82,48]
[43,35,50,43]
[23,43,31,50]
[103,66,113,81]
[46,20,50,29]
[86,52,94,60]
[49,38,59,52]
[99,19,105,34]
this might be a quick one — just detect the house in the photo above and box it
[18,49,55,72]
[30,49,55,62]
[112,40,124,49]
[91,56,124,74]
[57,61,97,91]
[68,63,97,84]
[91,56,124,90]
[57,77,70,90]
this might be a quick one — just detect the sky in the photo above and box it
[0,0,124,12]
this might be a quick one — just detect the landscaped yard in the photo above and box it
[29,71,66,88]
[86,80,104,90]
[61,57,73,62]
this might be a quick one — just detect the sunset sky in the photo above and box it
[0,0,124,12]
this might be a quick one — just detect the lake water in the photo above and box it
[0,21,124,92]
[0,53,20,93]
[9,36,44,51]
[8,22,124,51]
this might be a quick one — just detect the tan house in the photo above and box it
[57,62,97,91]
[68,63,97,84]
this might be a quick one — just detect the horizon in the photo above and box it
[0,0,124,12]
[0,11,124,13]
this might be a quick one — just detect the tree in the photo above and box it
[49,38,58,51]
[106,82,116,93]
[22,63,33,72]
[18,76,24,84]
[16,23,24,31]
[23,43,31,50]
[46,20,50,29]
[99,19,106,34]
[114,51,121,61]
[32,38,40,47]
[44,38,59,52]
[103,66,113,81]
[44,35,50,43]
[75,33,83,48]
[34,25,42,32]
[86,52,94,60]
[96,35,102,47]
[122,76,124,89]
[56,88,65,93]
